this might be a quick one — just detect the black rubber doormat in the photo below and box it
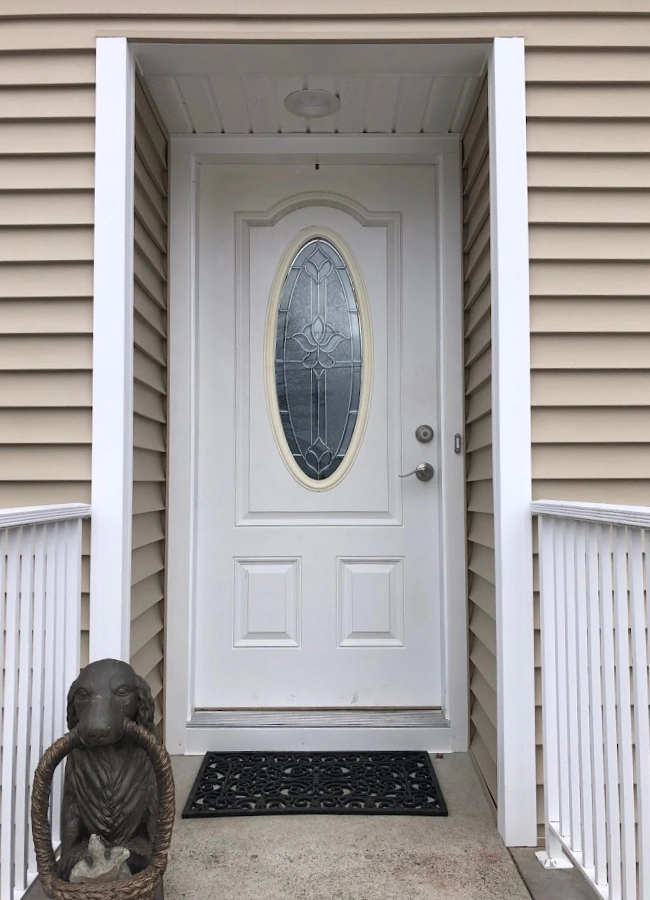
[182,751,448,817]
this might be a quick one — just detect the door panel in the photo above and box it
[195,164,441,710]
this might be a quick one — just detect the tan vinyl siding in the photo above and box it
[462,82,497,805]
[130,78,168,732]
[0,48,94,663]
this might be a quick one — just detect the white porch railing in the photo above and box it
[0,504,90,900]
[533,500,650,900]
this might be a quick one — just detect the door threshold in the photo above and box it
[190,708,449,728]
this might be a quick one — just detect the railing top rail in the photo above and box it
[531,499,650,530]
[0,503,91,530]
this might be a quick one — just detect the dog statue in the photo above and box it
[58,659,160,882]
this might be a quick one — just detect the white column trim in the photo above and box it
[488,37,537,847]
[89,37,135,662]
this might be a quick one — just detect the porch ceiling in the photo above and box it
[134,42,489,136]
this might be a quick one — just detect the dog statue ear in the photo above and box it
[135,674,156,730]
[66,676,80,730]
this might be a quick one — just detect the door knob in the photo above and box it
[400,462,434,482]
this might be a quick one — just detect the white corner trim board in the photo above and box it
[489,37,538,848]
[90,38,136,663]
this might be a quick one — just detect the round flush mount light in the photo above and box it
[284,89,340,119]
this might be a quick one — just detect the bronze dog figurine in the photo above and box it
[59,659,159,881]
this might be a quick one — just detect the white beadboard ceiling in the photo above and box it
[135,43,489,136]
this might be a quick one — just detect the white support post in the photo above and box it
[90,37,135,662]
[488,37,538,847]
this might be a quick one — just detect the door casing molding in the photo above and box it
[165,133,468,756]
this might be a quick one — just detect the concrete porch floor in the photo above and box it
[166,752,531,900]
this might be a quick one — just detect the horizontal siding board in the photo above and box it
[0,51,96,85]
[0,121,94,154]
[531,333,650,369]
[466,378,491,423]
[527,155,650,189]
[466,412,492,452]
[471,698,498,765]
[469,572,496,620]
[527,120,650,155]
[0,262,92,298]
[525,48,650,83]
[134,284,167,338]
[0,85,94,119]
[132,540,164,587]
[133,447,165,482]
[531,297,650,333]
[134,348,167,395]
[527,84,650,119]
[470,668,497,730]
[0,155,95,191]
[133,482,165,515]
[0,298,92,334]
[135,155,167,223]
[468,542,496,586]
[0,481,90,507]
[528,190,650,225]
[0,335,91,369]
[467,480,494,516]
[470,605,497,656]
[529,224,650,261]
[134,315,166,366]
[0,444,90,480]
[470,637,497,696]
[467,510,495,549]
[470,735,498,803]
[533,443,650,479]
[0,408,90,443]
[0,226,93,262]
[0,191,94,226]
[530,261,650,297]
[532,370,650,406]
[134,382,166,423]
[132,511,165,550]
[533,408,650,443]
[130,633,163,683]
[0,371,91,407]
[134,415,166,452]
[131,604,164,656]
[532,479,650,506]
[134,217,166,280]
[130,572,164,620]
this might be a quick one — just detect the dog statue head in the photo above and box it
[67,658,155,747]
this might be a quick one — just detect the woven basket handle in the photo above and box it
[31,721,175,890]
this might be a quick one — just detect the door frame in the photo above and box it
[165,133,468,755]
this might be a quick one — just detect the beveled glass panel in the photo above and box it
[274,238,363,482]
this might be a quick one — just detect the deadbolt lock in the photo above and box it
[415,424,434,444]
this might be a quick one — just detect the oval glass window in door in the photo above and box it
[268,232,371,489]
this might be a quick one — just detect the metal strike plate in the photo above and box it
[415,424,434,444]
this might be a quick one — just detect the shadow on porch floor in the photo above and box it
[166,753,530,900]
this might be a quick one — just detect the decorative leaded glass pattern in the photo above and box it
[275,238,363,482]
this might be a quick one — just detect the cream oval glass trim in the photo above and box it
[264,225,373,492]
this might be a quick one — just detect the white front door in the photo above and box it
[195,163,442,714]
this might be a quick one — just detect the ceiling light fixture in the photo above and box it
[284,89,340,119]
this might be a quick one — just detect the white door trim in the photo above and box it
[89,37,135,662]
[165,133,468,755]
[488,37,537,847]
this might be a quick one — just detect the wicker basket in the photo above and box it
[31,720,175,900]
